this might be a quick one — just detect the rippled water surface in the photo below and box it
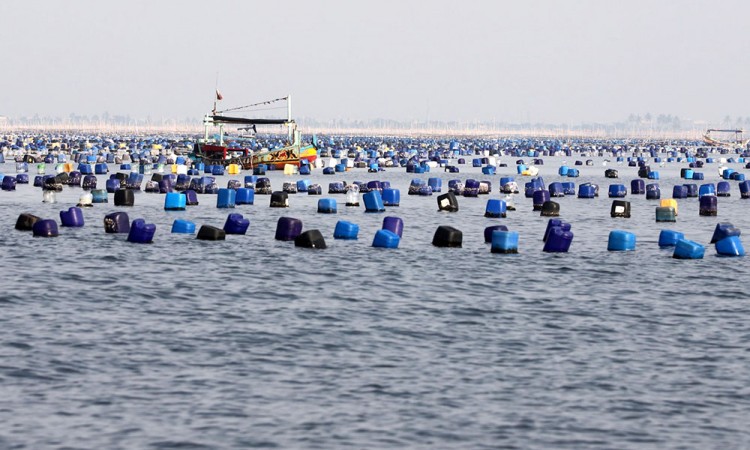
[1,156,750,449]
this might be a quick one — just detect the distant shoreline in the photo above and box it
[0,123,708,141]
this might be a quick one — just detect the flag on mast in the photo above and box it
[216,89,223,101]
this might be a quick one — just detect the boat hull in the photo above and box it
[194,143,317,170]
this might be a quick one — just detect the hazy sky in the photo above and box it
[1,0,748,124]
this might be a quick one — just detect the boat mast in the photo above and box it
[287,94,293,144]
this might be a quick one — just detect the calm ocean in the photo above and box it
[1,154,749,449]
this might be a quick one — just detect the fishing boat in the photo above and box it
[193,94,317,169]
[702,129,749,147]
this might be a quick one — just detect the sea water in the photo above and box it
[1,156,749,449]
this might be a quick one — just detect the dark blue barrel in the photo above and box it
[307,184,322,195]
[328,182,345,194]
[224,213,250,235]
[104,212,130,233]
[408,179,425,195]
[275,217,302,241]
[717,181,731,197]
[2,175,16,191]
[549,182,564,197]
[382,216,404,238]
[428,177,442,192]
[543,226,573,252]
[59,207,84,227]
[630,179,645,194]
[448,179,464,195]
[646,183,660,200]
[174,173,190,191]
[32,219,59,237]
[367,180,383,193]
[578,183,596,198]
[532,190,550,210]
[740,180,750,199]
[699,195,717,216]
[608,184,627,198]
[67,171,81,187]
[184,189,199,206]
[672,185,687,199]
[543,218,570,242]
[127,219,155,243]
[159,179,173,193]
[81,174,96,190]
[562,182,576,195]
[710,222,740,243]
[464,179,480,197]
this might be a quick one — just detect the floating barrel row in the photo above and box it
[9,194,728,257]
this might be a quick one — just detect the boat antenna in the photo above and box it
[212,72,221,115]
[217,96,290,115]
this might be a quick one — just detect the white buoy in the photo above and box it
[78,192,93,207]
[43,190,56,203]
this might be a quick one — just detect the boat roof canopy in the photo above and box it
[210,115,291,126]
